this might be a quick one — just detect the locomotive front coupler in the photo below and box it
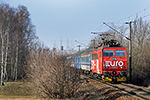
[112,76,117,82]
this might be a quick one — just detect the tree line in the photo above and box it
[0,3,80,99]
[0,3,37,85]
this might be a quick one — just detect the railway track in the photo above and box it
[81,74,150,100]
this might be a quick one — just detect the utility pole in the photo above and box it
[77,45,81,52]
[126,21,132,82]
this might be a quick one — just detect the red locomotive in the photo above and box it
[91,40,127,82]
[72,40,127,82]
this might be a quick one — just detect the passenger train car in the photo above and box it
[71,40,127,82]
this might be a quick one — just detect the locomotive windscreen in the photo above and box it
[103,50,113,57]
[115,50,125,57]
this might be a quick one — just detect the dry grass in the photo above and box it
[0,82,33,96]
[0,78,143,100]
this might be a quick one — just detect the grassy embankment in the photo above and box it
[0,81,33,96]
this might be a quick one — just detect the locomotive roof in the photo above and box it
[95,39,124,50]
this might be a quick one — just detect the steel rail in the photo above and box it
[81,74,150,100]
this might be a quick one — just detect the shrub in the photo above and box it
[26,49,80,99]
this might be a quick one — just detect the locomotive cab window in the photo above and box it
[92,53,98,60]
[115,50,125,57]
[103,50,113,57]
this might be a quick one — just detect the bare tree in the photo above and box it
[26,45,81,99]
[0,3,37,84]
[131,18,150,86]
[0,3,10,85]
[11,5,36,81]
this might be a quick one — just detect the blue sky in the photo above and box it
[0,0,150,50]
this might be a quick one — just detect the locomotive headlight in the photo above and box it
[104,67,106,69]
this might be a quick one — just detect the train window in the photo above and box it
[81,57,85,63]
[103,50,113,57]
[81,56,90,63]
[115,50,125,57]
[86,56,90,63]
[82,57,85,63]
[92,53,98,60]
[79,58,81,63]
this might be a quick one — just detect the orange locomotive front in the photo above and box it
[91,40,127,82]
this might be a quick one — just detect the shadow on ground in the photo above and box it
[75,82,129,100]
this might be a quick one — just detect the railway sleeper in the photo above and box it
[130,91,136,95]
[121,83,150,94]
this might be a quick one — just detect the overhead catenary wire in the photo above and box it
[75,40,87,47]
[142,13,150,18]
[92,5,150,42]
[118,6,150,22]
[103,22,130,40]
[92,24,104,32]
